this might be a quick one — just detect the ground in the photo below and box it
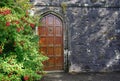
[40,72,120,81]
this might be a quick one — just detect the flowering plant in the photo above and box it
[0,0,47,80]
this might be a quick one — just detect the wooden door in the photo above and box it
[38,14,64,71]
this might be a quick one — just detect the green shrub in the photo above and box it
[0,0,48,80]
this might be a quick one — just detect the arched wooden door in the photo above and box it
[38,14,64,71]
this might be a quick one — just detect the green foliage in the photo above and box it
[0,0,48,80]
[61,2,67,13]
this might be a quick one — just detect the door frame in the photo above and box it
[36,11,67,71]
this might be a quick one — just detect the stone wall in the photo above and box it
[32,0,120,72]
[68,7,120,72]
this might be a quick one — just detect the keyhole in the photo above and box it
[49,28,53,33]
[49,28,52,31]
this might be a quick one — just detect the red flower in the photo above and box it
[6,22,10,26]
[17,28,21,32]
[30,23,35,29]
[12,20,19,24]
[4,10,10,15]
[0,9,11,15]
[17,27,24,32]
[15,21,19,24]
[24,76,29,81]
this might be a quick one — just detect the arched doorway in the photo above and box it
[38,14,64,71]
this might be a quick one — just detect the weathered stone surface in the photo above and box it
[33,0,120,72]
[68,8,120,72]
